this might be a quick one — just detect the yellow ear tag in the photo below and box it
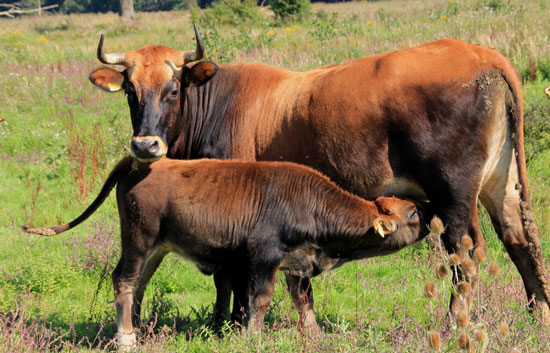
[108,82,122,92]
[376,222,386,238]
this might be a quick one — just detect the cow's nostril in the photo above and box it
[148,140,159,153]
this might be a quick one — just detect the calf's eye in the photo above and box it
[409,210,419,221]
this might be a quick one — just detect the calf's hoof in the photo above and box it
[300,310,320,336]
[117,332,137,351]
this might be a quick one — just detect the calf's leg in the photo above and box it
[284,274,319,333]
[112,253,145,349]
[132,246,169,328]
[230,267,250,325]
[213,260,250,327]
[213,270,233,325]
[248,256,281,332]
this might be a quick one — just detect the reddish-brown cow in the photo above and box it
[88,25,550,325]
[25,156,426,349]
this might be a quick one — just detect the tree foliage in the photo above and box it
[269,0,311,20]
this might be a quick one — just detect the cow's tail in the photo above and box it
[495,53,529,203]
[496,49,550,309]
[22,156,135,236]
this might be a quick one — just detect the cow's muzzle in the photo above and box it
[130,136,168,162]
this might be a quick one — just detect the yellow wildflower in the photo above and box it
[440,15,447,19]
[37,35,47,43]
[367,20,373,25]
[237,39,243,44]
[12,31,22,37]
[13,41,24,47]
[284,27,291,31]
[267,29,274,36]
[293,25,300,30]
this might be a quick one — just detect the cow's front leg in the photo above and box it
[284,274,319,333]
[448,206,485,318]
[112,254,144,350]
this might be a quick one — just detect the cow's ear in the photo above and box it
[184,61,218,87]
[373,217,397,238]
[89,67,125,92]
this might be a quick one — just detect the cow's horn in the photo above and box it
[183,24,205,64]
[97,34,127,65]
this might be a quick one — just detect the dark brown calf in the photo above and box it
[25,156,425,348]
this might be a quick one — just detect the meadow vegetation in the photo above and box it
[0,0,549,351]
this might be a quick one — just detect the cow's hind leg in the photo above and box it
[284,274,319,333]
[479,140,550,324]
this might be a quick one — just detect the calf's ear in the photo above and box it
[184,61,218,87]
[89,67,125,92]
[373,217,397,238]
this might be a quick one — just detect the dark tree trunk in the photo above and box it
[119,0,135,21]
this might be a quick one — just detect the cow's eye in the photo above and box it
[409,210,419,221]
[170,89,179,98]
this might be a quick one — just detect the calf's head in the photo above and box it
[371,196,427,250]
[88,24,218,161]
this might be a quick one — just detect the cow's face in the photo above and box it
[88,25,217,161]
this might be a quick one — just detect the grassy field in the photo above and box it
[1,0,549,351]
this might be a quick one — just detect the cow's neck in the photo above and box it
[177,69,239,160]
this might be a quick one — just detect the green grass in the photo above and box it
[1,0,550,351]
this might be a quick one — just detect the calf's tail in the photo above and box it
[22,156,135,236]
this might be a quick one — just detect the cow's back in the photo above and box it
[221,39,520,199]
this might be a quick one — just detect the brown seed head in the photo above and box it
[462,258,476,276]
[428,331,441,349]
[473,247,486,263]
[424,281,436,299]
[449,253,462,266]
[457,282,471,296]
[461,235,474,251]
[458,331,470,349]
[473,329,487,342]
[499,322,510,336]
[456,312,469,327]
[436,264,448,279]
[489,262,500,276]
[430,216,445,235]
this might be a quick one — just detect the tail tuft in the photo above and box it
[22,225,57,236]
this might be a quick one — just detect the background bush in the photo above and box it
[270,0,311,20]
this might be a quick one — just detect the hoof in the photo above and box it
[117,332,137,351]
[535,300,550,327]
[301,310,320,336]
